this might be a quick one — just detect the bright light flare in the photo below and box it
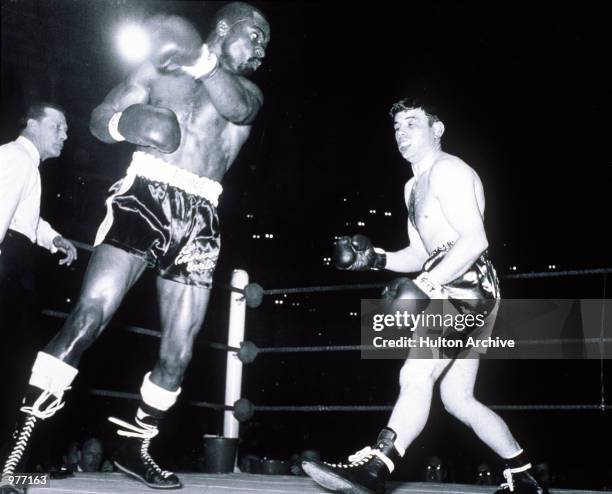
[116,24,150,63]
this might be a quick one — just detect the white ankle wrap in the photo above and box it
[140,372,181,411]
[29,352,78,397]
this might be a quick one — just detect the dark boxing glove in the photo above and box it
[381,277,431,329]
[116,104,181,153]
[382,277,429,301]
[333,235,386,271]
[144,15,203,70]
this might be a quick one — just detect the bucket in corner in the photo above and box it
[201,436,239,473]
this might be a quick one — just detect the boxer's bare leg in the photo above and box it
[386,357,452,450]
[440,358,521,457]
[439,360,543,493]
[111,278,210,489]
[2,244,146,478]
[45,244,147,366]
[151,277,210,390]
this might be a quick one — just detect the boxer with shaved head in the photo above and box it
[2,3,269,489]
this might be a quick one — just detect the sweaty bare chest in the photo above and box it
[145,72,253,178]
[148,74,225,131]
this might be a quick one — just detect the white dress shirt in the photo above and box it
[0,135,59,252]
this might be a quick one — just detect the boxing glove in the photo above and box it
[381,277,429,300]
[144,15,203,69]
[381,277,432,328]
[118,104,181,153]
[333,235,386,271]
[181,44,219,80]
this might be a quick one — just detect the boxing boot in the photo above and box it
[2,386,68,480]
[2,353,76,481]
[111,405,181,490]
[495,451,548,494]
[302,428,402,494]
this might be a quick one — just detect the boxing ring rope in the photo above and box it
[224,269,612,299]
[87,389,231,411]
[67,239,95,253]
[42,239,610,441]
[251,404,612,412]
[42,309,240,352]
[505,268,612,279]
[63,235,612,284]
[39,311,612,355]
[237,268,612,296]
[222,265,611,418]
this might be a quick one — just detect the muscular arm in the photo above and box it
[203,70,263,125]
[426,159,488,285]
[89,63,155,143]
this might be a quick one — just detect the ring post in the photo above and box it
[224,269,249,439]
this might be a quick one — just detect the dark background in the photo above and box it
[1,0,611,489]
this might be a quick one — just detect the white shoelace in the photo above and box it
[21,388,68,419]
[324,446,394,473]
[2,415,37,478]
[500,468,515,491]
[109,416,159,439]
[108,417,174,479]
[2,389,69,478]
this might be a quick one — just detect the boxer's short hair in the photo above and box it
[213,2,267,28]
[389,98,441,126]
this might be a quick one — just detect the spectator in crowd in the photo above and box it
[424,456,448,483]
[475,463,496,485]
